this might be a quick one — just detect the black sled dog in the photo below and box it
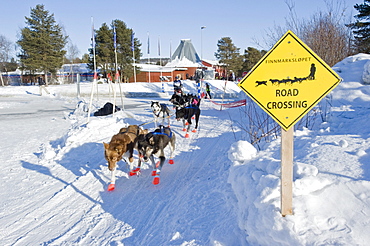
[132,125,176,185]
[176,104,201,138]
[170,93,201,138]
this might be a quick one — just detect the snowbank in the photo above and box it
[227,53,370,245]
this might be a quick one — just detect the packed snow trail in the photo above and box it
[1,94,247,245]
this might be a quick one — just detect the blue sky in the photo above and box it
[0,0,361,61]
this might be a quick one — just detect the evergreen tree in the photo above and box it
[240,47,267,75]
[214,37,243,77]
[92,23,113,79]
[88,19,141,82]
[349,0,370,53]
[17,4,67,84]
[81,53,90,63]
[112,19,141,82]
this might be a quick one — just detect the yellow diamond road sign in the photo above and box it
[238,30,342,130]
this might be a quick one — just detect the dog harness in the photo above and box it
[151,131,172,138]
[119,129,139,136]
[185,105,198,109]
[150,126,173,138]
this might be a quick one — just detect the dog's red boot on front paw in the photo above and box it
[168,159,174,164]
[107,183,115,191]
[185,133,190,138]
[192,129,197,133]
[153,175,160,185]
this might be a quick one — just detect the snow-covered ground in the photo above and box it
[1,54,370,245]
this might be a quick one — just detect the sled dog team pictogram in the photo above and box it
[255,63,316,87]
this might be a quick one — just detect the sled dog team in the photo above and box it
[103,96,201,190]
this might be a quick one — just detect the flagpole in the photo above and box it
[114,25,124,110]
[159,36,162,75]
[147,32,151,83]
[159,36,163,92]
[87,16,98,123]
[93,20,98,101]
[170,40,173,82]
[112,25,118,115]
[132,32,137,83]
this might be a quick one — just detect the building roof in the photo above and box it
[134,63,186,72]
[202,59,221,66]
[165,39,202,68]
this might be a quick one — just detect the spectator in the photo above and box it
[173,76,183,94]
[205,83,212,99]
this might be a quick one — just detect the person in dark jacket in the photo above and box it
[205,83,212,99]
[173,76,183,94]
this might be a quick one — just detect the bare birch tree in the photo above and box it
[0,35,13,86]
[261,0,354,66]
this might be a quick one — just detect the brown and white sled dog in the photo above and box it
[134,125,175,185]
[103,125,147,190]
[151,101,171,127]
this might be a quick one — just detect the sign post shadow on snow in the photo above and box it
[238,30,342,216]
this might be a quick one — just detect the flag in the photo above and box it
[147,33,150,54]
[113,26,117,49]
[170,40,172,61]
[91,18,95,48]
[131,32,134,51]
[115,70,120,81]
[201,26,206,29]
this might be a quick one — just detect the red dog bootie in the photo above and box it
[153,170,160,185]
[107,183,115,191]
[129,167,141,176]
[153,175,160,185]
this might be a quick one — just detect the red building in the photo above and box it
[130,39,205,83]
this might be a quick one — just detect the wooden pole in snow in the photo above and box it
[281,127,294,216]
[0,72,4,86]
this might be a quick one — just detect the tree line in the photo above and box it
[1,2,370,85]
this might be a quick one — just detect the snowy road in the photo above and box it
[0,88,247,245]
